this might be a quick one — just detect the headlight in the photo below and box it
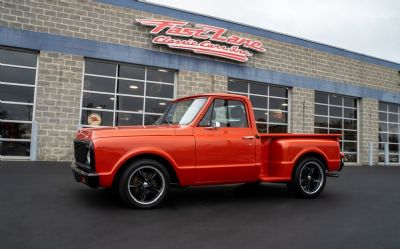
[86,150,91,165]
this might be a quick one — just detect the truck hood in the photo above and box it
[76,125,191,140]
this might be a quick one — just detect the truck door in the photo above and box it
[194,98,257,184]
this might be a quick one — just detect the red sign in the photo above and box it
[136,19,266,62]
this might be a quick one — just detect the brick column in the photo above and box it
[290,87,315,133]
[35,51,83,161]
[358,98,379,165]
[176,70,227,98]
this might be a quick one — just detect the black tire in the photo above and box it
[287,157,326,198]
[117,159,170,209]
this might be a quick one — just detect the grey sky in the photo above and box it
[148,0,400,63]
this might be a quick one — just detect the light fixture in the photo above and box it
[281,103,288,106]
[129,85,138,89]
[96,106,102,109]
[159,102,167,106]
[110,97,115,100]
[158,69,168,73]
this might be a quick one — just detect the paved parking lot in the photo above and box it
[1,161,400,249]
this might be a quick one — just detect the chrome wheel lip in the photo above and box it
[127,166,165,206]
[299,161,324,195]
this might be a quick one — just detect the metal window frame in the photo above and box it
[80,58,176,128]
[0,48,38,161]
[227,79,290,133]
[378,102,400,165]
[314,91,359,164]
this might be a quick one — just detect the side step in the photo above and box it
[326,172,339,177]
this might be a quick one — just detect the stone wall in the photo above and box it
[36,51,83,161]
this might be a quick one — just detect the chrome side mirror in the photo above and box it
[205,121,221,130]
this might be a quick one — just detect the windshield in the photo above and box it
[155,98,208,125]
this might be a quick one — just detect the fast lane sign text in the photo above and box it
[136,19,266,62]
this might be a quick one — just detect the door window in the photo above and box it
[199,99,248,128]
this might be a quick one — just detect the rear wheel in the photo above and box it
[287,157,326,198]
[117,159,170,209]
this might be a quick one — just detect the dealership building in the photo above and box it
[0,0,399,165]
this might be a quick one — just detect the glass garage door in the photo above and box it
[0,47,37,160]
[81,59,176,127]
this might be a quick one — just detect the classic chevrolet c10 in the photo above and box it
[71,93,344,208]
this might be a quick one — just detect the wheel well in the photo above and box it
[295,152,328,172]
[112,154,179,188]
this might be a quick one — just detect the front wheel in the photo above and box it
[117,159,170,209]
[287,157,326,198]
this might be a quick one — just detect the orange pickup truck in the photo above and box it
[72,93,344,208]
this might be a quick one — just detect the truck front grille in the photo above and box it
[74,140,92,171]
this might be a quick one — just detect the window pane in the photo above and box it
[315,116,328,127]
[0,84,34,103]
[269,98,288,111]
[249,83,268,95]
[388,123,398,133]
[343,119,357,130]
[389,113,398,123]
[269,111,287,123]
[379,122,387,132]
[330,106,342,117]
[314,128,328,134]
[0,141,30,156]
[269,124,287,133]
[379,112,387,122]
[345,153,357,162]
[389,134,399,143]
[344,97,357,108]
[388,104,398,113]
[212,99,248,128]
[228,79,248,93]
[329,94,342,106]
[84,75,115,93]
[82,92,114,110]
[315,104,328,115]
[144,115,161,125]
[145,98,170,114]
[389,144,399,153]
[329,117,342,129]
[250,95,267,109]
[85,60,116,76]
[269,86,287,98]
[315,92,328,104]
[0,48,37,67]
[147,68,174,83]
[116,112,142,126]
[344,130,357,141]
[343,142,357,152]
[119,64,145,80]
[253,109,268,123]
[117,80,144,96]
[379,133,387,142]
[379,102,387,112]
[117,96,143,112]
[344,108,357,119]
[0,103,33,121]
[389,155,399,163]
[0,122,32,139]
[0,66,36,85]
[146,83,174,98]
[256,122,268,133]
[81,110,113,126]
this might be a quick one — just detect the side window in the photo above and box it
[199,99,248,128]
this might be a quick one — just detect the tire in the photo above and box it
[287,157,326,198]
[117,159,170,209]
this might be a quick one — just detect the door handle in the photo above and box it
[242,136,255,140]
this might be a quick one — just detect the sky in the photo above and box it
[148,0,400,63]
